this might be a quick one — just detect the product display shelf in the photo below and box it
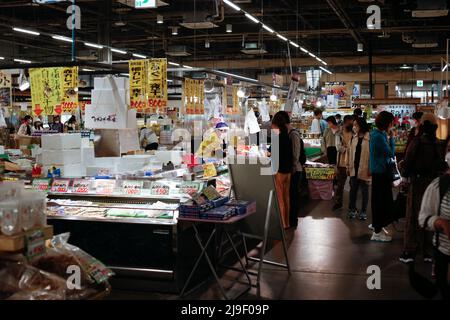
[0,225,53,252]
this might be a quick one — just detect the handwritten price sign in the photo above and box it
[73,179,91,194]
[122,180,144,196]
[305,167,336,180]
[32,178,51,192]
[50,179,70,193]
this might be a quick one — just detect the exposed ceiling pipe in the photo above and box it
[326,0,365,45]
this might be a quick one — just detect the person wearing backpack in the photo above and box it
[418,137,450,299]
[400,114,447,264]
[279,111,306,228]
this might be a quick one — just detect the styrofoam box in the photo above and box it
[44,164,85,178]
[31,147,42,158]
[41,133,82,150]
[91,89,129,106]
[42,149,81,165]
[81,147,95,166]
[84,106,137,130]
[94,77,129,90]
[81,137,90,148]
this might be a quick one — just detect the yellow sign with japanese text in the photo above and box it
[129,58,168,114]
[184,78,204,115]
[30,67,78,116]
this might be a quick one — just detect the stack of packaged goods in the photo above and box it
[225,200,257,215]
[40,133,85,178]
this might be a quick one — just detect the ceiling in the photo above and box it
[0,0,449,76]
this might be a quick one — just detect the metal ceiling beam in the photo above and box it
[326,0,365,45]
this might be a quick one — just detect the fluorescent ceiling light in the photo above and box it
[111,48,127,54]
[276,34,288,42]
[168,62,180,66]
[319,66,332,74]
[0,57,4,60]
[132,53,147,59]
[82,68,94,72]
[167,79,173,82]
[262,24,275,33]
[14,58,31,64]
[300,47,308,53]
[245,13,259,24]
[120,73,130,77]
[400,64,412,70]
[52,35,73,43]
[214,70,256,83]
[308,52,316,58]
[289,41,299,48]
[442,64,448,72]
[223,0,241,12]
[183,65,193,69]
[85,42,103,49]
[13,27,40,36]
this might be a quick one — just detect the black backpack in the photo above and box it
[290,129,306,166]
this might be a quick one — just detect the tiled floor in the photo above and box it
[108,192,431,300]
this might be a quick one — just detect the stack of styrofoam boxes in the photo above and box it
[41,133,85,177]
[85,76,136,130]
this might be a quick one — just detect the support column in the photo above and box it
[98,0,112,64]
[388,81,397,98]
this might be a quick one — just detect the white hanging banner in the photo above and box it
[284,76,299,113]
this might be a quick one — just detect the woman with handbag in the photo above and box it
[369,111,396,242]
[346,117,371,220]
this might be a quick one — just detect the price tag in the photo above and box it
[122,180,144,196]
[25,229,46,261]
[150,181,170,196]
[73,179,91,194]
[50,179,70,193]
[32,178,51,192]
[171,182,202,195]
[203,163,217,178]
[95,179,116,194]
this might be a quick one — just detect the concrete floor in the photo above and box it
[108,192,431,300]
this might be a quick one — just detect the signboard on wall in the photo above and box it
[323,82,349,108]
[416,80,424,87]
[0,71,12,109]
[135,0,157,8]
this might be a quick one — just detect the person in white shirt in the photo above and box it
[140,126,159,151]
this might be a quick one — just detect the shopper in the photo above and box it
[369,111,395,242]
[272,111,293,229]
[50,115,64,133]
[418,138,450,299]
[140,126,159,151]
[335,114,342,126]
[310,108,327,135]
[334,115,355,211]
[400,113,446,264]
[347,117,371,220]
[322,116,339,165]
[17,115,32,137]
[33,118,44,131]
[353,107,363,119]
[405,111,423,152]
[65,115,77,132]
[279,111,306,227]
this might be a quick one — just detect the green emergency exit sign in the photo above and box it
[416,80,423,87]
[135,0,157,9]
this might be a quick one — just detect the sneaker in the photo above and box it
[423,255,433,263]
[347,209,357,219]
[332,203,343,211]
[370,231,392,242]
[399,252,415,264]
[359,211,367,220]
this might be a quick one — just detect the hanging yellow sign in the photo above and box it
[147,58,167,114]
[129,58,168,114]
[184,78,204,115]
[30,67,78,116]
[129,59,147,113]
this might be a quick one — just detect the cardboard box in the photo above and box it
[94,76,129,90]
[42,149,81,165]
[43,164,85,178]
[41,134,82,150]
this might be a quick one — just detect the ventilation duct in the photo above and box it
[412,0,448,17]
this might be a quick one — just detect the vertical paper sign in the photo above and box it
[61,67,79,113]
[0,70,12,109]
[285,76,299,113]
[129,60,147,113]
[30,67,78,116]
[147,58,168,114]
